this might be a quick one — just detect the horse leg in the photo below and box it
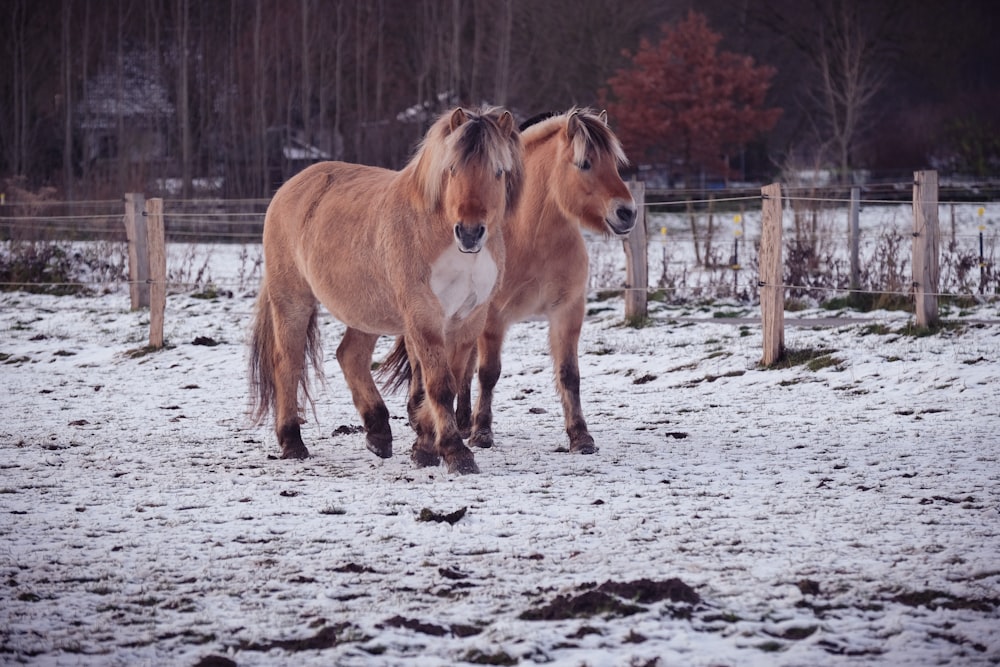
[406,326,478,474]
[549,303,595,454]
[453,343,477,439]
[469,324,505,449]
[406,361,440,468]
[405,358,424,431]
[267,293,318,460]
[336,327,393,458]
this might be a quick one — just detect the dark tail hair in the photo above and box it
[248,280,322,425]
[376,336,413,394]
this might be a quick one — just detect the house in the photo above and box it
[75,50,175,178]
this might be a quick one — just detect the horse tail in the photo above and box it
[376,336,412,394]
[248,278,323,425]
[248,281,274,426]
[248,279,278,426]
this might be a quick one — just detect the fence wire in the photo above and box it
[2,192,998,310]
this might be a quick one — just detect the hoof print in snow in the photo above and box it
[520,590,643,620]
[380,615,481,638]
[520,578,700,621]
[236,622,366,652]
[333,562,378,574]
[194,656,237,667]
[192,336,220,346]
[417,506,467,524]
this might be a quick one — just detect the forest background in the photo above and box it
[2,0,999,201]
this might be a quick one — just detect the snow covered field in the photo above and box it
[2,205,1000,665]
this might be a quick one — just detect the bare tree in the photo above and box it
[252,0,266,193]
[760,0,901,182]
[493,0,513,105]
[810,2,890,181]
[61,0,74,199]
[177,0,192,197]
[6,0,36,180]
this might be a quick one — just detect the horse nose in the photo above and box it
[617,205,636,227]
[454,223,486,253]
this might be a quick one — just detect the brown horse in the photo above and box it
[382,108,635,455]
[249,106,523,474]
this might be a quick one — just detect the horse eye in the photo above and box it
[579,159,592,171]
[495,168,504,180]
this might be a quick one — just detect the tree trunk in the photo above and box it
[178,0,192,198]
[253,0,266,194]
[61,0,74,199]
[493,0,512,105]
[301,0,311,144]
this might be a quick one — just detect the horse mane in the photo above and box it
[521,107,629,169]
[406,106,524,214]
[519,111,557,132]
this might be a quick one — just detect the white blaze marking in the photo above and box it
[430,245,498,321]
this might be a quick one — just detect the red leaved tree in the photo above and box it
[602,11,781,186]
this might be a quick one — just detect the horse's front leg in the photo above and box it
[549,302,595,454]
[452,342,477,440]
[336,327,392,458]
[406,360,440,468]
[407,327,478,474]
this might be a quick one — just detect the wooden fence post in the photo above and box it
[123,193,149,309]
[146,198,167,349]
[849,186,861,300]
[912,170,939,328]
[623,180,648,324]
[759,183,784,366]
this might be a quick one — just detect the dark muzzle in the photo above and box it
[454,223,486,253]
[609,204,638,236]
[617,205,637,227]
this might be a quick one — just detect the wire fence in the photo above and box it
[1,189,998,307]
[623,186,999,305]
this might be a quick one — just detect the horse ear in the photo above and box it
[599,109,608,125]
[498,110,515,136]
[449,108,468,133]
[565,112,581,140]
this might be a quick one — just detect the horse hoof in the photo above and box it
[469,429,494,449]
[569,436,597,455]
[446,453,480,475]
[411,447,441,468]
[366,434,393,459]
[281,443,310,459]
[458,425,472,440]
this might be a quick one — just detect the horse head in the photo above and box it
[422,107,523,254]
[550,108,637,238]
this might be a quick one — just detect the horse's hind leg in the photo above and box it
[268,294,319,460]
[549,304,595,454]
[469,325,506,449]
[336,327,392,458]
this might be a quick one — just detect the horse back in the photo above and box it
[263,160,477,336]
[262,161,419,333]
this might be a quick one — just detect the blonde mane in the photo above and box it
[406,106,524,212]
[521,107,629,170]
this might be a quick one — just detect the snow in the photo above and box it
[2,207,1000,666]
